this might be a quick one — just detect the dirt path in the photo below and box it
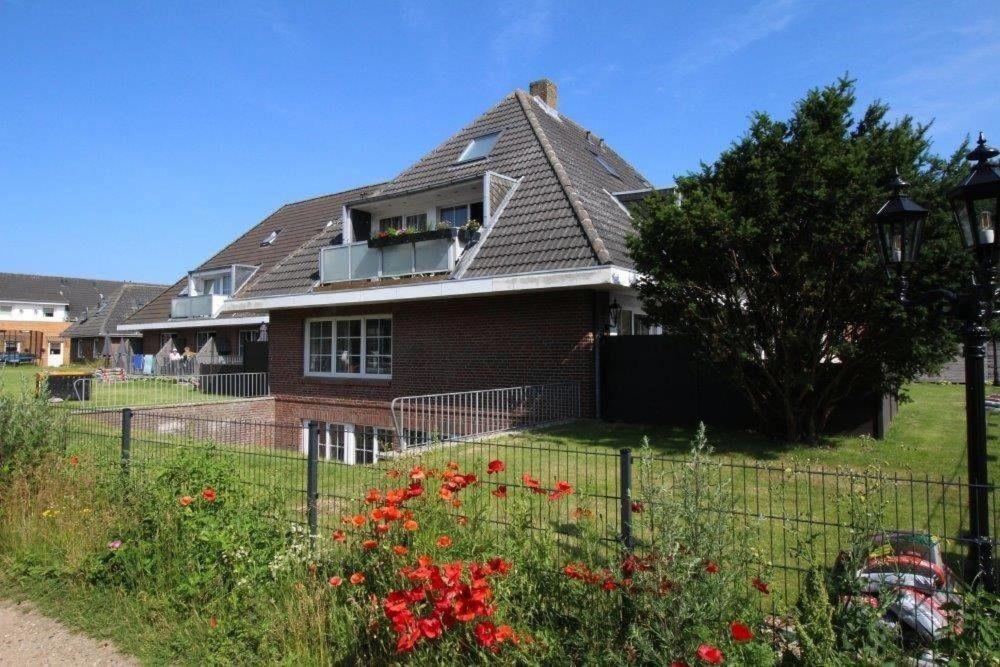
[0,600,137,666]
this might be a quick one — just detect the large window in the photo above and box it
[203,274,232,295]
[300,422,389,465]
[439,202,484,227]
[305,316,392,378]
[195,331,215,351]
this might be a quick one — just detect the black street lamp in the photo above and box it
[874,134,999,591]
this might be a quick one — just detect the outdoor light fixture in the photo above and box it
[874,132,1000,592]
[948,133,1000,269]
[874,170,928,284]
[607,299,622,331]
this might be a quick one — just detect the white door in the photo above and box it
[47,341,64,367]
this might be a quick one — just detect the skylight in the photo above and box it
[594,153,621,179]
[260,229,281,246]
[457,131,500,163]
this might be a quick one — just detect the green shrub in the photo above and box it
[0,380,67,480]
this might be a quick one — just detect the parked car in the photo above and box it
[1,352,38,365]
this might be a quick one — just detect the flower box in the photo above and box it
[368,227,455,248]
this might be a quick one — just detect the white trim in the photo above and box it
[303,314,392,380]
[604,188,632,219]
[0,299,69,306]
[227,265,637,313]
[116,315,268,332]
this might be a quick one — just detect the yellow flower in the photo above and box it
[80,508,93,515]
[41,508,58,519]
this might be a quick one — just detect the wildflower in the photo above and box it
[328,576,343,587]
[362,539,378,550]
[573,507,593,519]
[180,495,193,507]
[294,582,305,592]
[436,535,453,548]
[696,644,723,664]
[447,460,460,470]
[208,617,218,629]
[332,530,346,542]
[439,487,453,501]
[705,561,719,574]
[475,621,497,648]
[107,540,122,551]
[350,572,365,585]
[403,519,419,532]
[752,577,770,594]
[730,621,753,643]
[406,482,424,498]
[487,459,505,474]
[365,488,382,504]
[409,466,426,481]
[351,514,367,527]
[41,509,57,519]
[375,522,390,534]
[201,487,217,502]
[456,515,468,526]
[631,501,644,513]
[418,617,443,639]
[392,545,409,556]
[451,498,462,508]
[491,485,508,499]
[80,508,92,515]
[387,469,401,479]
[521,472,541,490]
[487,557,512,575]
[69,455,79,466]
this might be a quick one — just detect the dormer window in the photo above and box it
[260,229,281,246]
[204,274,232,296]
[457,131,500,163]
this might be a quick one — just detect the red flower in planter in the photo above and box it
[730,621,753,643]
[487,459,505,474]
[752,577,770,594]
[491,485,508,499]
[201,487,217,502]
[696,644,724,664]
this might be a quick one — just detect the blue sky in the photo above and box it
[1,0,998,284]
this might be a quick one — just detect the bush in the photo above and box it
[0,381,67,480]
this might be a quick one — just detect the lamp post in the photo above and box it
[875,133,999,591]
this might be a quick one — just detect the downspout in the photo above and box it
[593,290,602,420]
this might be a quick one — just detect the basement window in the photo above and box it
[457,131,500,163]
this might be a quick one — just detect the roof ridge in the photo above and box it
[513,90,612,265]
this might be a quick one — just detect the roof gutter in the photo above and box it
[116,314,269,333]
[223,265,637,313]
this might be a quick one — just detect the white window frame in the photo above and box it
[457,131,501,163]
[303,315,392,379]
[300,421,387,465]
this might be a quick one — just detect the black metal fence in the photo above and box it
[63,407,998,606]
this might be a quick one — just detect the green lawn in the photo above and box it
[59,381,998,606]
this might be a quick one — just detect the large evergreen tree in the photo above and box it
[628,78,969,442]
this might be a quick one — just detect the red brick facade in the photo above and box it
[269,289,603,431]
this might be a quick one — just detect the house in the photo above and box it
[0,273,153,367]
[62,282,168,364]
[121,79,661,455]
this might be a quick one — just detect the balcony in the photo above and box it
[170,293,228,319]
[319,231,459,284]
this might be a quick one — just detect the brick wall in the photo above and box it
[268,289,601,431]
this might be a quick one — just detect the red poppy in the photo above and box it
[409,466,426,481]
[387,469,402,479]
[69,455,79,466]
[705,561,719,574]
[491,485,508,499]
[573,507,593,519]
[208,616,218,629]
[730,621,753,643]
[351,514,367,527]
[521,472,541,489]
[179,495,193,507]
[488,557,512,574]
[475,621,497,647]
[451,498,462,508]
[406,482,424,498]
[752,577,770,594]
[487,459,505,474]
[350,572,365,585]
[418,617,443,639]
[362,539,378,550]
[436,535,452,548]
[328,576,343,587]
[456,515,468,526]
[403,519,419,531]
[332,530,346,542]
[631,501,644,513]
[201,487,217,502]
[696,644,724,664]
[364,488,382,504]
[439,487,453,501]
[392,545,409,556]
[375,522,390,534]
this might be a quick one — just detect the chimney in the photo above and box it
[529,78,557,110]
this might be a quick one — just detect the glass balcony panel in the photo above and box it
[414,238,453,273]
[381,244,414,277]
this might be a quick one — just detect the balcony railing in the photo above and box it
[170,293,228,318]
[319,234,458,284]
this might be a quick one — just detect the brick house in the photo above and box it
[122,79,662,458]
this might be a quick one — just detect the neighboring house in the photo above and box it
[122,79,662,455]
[0,273,144,367]
[62,283,168,363]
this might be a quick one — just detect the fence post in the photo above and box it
[306,422,319,539]
[619,448,635,639]
[120,408,132,477]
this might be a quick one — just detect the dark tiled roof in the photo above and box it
[62,283,168,338]
[0,273,136,319]
[124,189,380,323]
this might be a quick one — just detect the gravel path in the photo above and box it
[0,600,137,666]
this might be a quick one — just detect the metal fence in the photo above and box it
[54,372,269,409]
[390,382,581,449]
[62,406,998,609]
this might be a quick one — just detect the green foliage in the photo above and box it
[794,566,836,665]
[938,586,1000,665]
[0,379,67,480]
[627,77,970,442]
